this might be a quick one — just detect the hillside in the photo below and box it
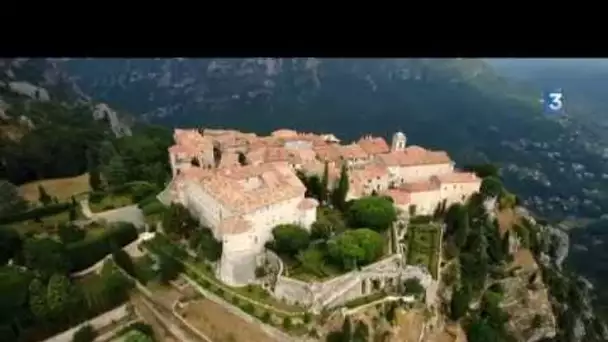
[488,58,608,139]
[53,58,608,221]
[0,58,132,185]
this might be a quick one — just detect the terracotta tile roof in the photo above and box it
[433,172,480,184]
[292,148,317,163]
[347,164,389,198]
[245,147,266,165]
[265,147,292,163]
[358,135,390,155]
[313,144,342,163]
[218,216,252,235]
[168,144,198,155]
[400,179,440,193]
[180,162,306,215]
[338,143,369,160]
[300,161,340,183]
[173,129,213,149]
[377,146,452,167]
[383,189,411,205]
[356,164,389,179]
[298,198,319,210]
[271,129,299,138]
[218,152,240,169]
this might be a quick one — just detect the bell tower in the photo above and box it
[391,131,407,152]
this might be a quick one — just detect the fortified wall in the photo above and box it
[269,253,435,313]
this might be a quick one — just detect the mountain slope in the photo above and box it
[488,58,608,136]
[55,58,608,220]
[0,58,132,185]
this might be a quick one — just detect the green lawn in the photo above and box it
[406,223,441,279]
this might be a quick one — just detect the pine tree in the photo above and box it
[38,185,52,206]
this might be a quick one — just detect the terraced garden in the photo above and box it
[406,223,441,279]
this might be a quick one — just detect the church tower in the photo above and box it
[391,131,407,152]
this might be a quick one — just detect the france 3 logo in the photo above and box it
[542,89,565,115]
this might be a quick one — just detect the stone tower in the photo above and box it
[391,131,407,152]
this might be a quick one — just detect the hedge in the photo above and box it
[140,199,166,216]
[67,223,138,272]
[137,195,159,209]
[0,203,72,225]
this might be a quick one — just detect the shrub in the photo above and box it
[244,303,255,313]
[303,312,312,324]
[72,324,97,342]
[410,215,433,224]
[113,249,136,278]
[137,195,159,208]
[141,200,166,216]
[131,183,159,203]
[58,223,86,244]
[282,317,292,329]
[129,322,154,337]
[261,311,271,322]
[67,222,138,272]
[0,202,71,225]
[89,191,105,204]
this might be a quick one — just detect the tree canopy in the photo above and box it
[0,180,28,216]
[327,228,384,270]
[480,176,503,199]
[22,237,71,279]
[348,196,397,232]
[270,224,310,257]
[0,227,22,265]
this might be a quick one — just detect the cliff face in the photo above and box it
[500,249,557,342]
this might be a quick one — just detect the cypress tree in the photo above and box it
[38,185,52,206]
[321,161,329,203]
[331,164,349,211]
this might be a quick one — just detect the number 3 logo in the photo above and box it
[548,92,563,111]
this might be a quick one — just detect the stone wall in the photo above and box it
[272,254,434,312]
[274,276,314,306]
[42,305,129,342]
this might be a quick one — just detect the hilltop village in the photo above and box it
[166,128,482,286]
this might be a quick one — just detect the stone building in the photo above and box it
[167,127,482,287]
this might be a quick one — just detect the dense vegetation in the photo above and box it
[442,168,608,341]
[0,100,110,185]
[270,169,397,279]
[0,67,173,341]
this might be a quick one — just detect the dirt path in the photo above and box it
[177,298,276,342]
[391,309,426,342]
[131,295,178,342]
